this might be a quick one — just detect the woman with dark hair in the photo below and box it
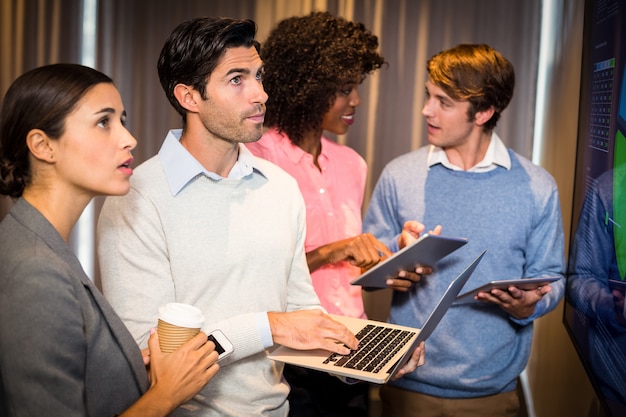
[247,11,425,417]
[0,63,219,417]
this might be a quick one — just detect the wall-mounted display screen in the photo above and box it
[564,1,626,416]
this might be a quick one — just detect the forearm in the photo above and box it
[306,241,347,272]
[306,235,389,272]
[118,388,177,417]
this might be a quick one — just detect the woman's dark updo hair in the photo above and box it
[0,63,112,198]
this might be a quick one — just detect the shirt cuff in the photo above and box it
[257,312,273,348]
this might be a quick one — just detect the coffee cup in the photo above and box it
[157,303,205,353]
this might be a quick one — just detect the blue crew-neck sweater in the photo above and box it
[363,146,565,398]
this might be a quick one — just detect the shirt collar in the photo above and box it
[426,132,511,172]
[268,128,329,167]
[159,129,265,196]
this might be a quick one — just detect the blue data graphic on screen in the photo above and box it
[564,1,626,416]
[590,58,613,152]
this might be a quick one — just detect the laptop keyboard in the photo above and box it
[322,323,416,373]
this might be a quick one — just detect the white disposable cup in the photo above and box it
[157,303,205,353]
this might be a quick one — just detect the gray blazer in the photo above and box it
[0,198,149,417]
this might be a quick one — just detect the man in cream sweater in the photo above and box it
[97,17,422,417]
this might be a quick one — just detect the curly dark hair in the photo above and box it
[261,11,385,145]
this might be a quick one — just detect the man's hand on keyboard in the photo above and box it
[268,310,359,355]
[391,341,426,380]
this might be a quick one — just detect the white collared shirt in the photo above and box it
[159,129,263,196]
[426,132,511,172]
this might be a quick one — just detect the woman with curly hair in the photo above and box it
[247,11,415,417]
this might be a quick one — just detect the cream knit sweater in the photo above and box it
[98,137,321,416]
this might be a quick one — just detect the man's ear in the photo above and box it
[26,129,56,163]
[173,84,200,113]
[475,106,495,127]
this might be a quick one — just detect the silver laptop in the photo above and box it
[268,250,486,384]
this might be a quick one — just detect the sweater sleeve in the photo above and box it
[511,179,566,326]
[363,166,403,252]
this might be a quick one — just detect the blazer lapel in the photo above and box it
[80,278,150,392]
